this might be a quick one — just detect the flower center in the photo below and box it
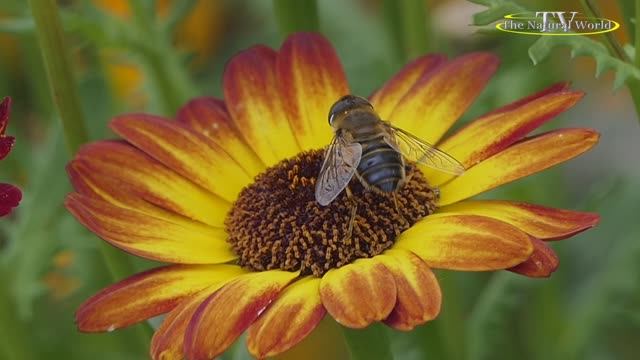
[225,150,438,276]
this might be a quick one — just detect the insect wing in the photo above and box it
[315,133,362,206]
[381,122,465,175]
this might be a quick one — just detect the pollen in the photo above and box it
[225,150,438,277]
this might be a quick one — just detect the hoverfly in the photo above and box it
[315,95,465,206]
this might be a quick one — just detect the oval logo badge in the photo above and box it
[496,12,620,36]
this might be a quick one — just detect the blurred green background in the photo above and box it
[0,0,639,359]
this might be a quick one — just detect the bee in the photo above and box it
[315,95,465,206]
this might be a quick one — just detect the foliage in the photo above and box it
[470,0,640,90]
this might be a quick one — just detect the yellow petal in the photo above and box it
[379,249,441,331]
[320,258,396,328]
[177,97,265,177]
[223,45,300,166]
[369,54,446,120]
[278,32,349,150]
[111,114,251,202]
[248,277,325,358]
[422,85,583,186]
[437,200,599,240]
[65,193,236,264]
[438,128,600,206]
[70,141,229,227]
[389,53,499,143]
[77,264,245,332]
[184,270,298,360]
[395,214,533,270]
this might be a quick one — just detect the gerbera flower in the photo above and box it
[0,97,21,217]
[66,33,599,359]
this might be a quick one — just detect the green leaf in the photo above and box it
[470,0,640,90]
[528,36,640,89]
[467,0,525,26]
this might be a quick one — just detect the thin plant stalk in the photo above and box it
[627,0,640,123]
[128,0,196,114]
[27,0,153,347]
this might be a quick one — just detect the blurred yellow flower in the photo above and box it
[93,0,225,108]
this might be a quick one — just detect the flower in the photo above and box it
[0,97,21,217]
[66,33,600,359]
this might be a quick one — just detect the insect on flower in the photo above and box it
[66,33,601,360]
[316,94,465,207]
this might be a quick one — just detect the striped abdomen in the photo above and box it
[354,130,405,193]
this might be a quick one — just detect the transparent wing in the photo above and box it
[381,122,465,175]
[315,131,362,206]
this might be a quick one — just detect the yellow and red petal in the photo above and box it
[389,53,499,143]
[395,214,533,270]
[0,183,21,216]
[277,32,349,150]
[319,258,396,328]
[379,250,441,331]
[369,55,446,120]
[437,200,599,240]
[184,270,298,360]
[71,141,229,227]
[422,85,584,186]
[438,128,600,206]
[247,277,325,358]
[508,237,559,277]
[176,97,265,177]
[77,264,245,332]
[151,288,222,360]
[65,193,236,264]
[223,45,300,166]
[111,114,250,202]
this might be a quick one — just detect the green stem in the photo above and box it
[636,0,640,68]
[28,0,153,348]
[382,0,429,62]
[400,0,429,60]
[0,269,35,360]
[27,0,88,154]
[128,0,194,114]
[273,0,319,37]
[629,0,640,124]
[342,323,393,360]
[581,0,628,62]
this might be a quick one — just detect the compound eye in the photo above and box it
[328,102,345,124]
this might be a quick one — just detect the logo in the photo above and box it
[496,11,619,36]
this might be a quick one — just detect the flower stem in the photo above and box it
[273,0,319,37]
[0,268,35,360]
[128,0,195,114]
[628,0,640,124]
[383,0,429,62]
[342,323,393,360]
[636,0,640,68]
[27,0,88,154]
[27,0,153,347]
